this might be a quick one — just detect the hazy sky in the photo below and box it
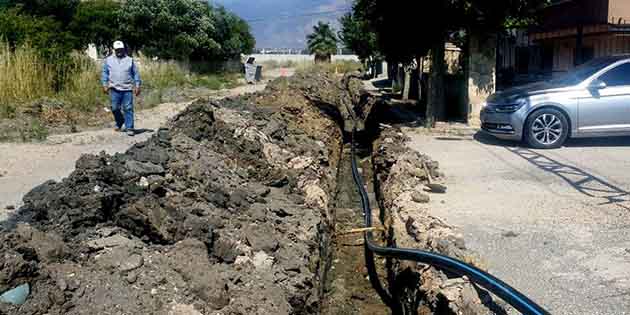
[210,0,352,49]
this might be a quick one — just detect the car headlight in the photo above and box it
[495,98,527,113]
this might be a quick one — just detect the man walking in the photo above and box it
[101,41,141,136]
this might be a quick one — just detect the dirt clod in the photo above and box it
[373,128,504,314]
[0,70,348,315]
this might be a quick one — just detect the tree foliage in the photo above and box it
[339,11,377,63]
[205,6,255,61]
[5,0,80,25]
[119,0,219,59]
[342,0,550,64]
[0,7,74,60]
[0,0,255,62]
[118,0,254,61]
[69,0,121,51]
[342,0,550,127]
[307,22,338,62]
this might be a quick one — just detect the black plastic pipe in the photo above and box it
[350,129,551,315]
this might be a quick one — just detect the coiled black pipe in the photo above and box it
[349,129,550,315]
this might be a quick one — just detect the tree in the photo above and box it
[348,0,448,108]
[0,7,75,60]
[307,22,338,63]
[69,0,121,51]
[118,0,253,61]
[339,11,377,63]
[119,0,220,60]
[5,0,80,26]
[205,6,255,61]
[345,0,549,126]
[0,0,96,60]
[1,0,254,62]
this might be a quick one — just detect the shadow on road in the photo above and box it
[506,146,630,211]
[474,131,630,148]
[371,78,392,90]
[131,128,154,136]
[473,131,630,210]
[367,100,424,128]
[473,131,518,147]
[563,137,630,147]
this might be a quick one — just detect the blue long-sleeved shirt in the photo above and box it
[101,55,141,91]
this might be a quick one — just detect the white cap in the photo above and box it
[113,41,125,49]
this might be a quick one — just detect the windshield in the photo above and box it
[550,57,618,86]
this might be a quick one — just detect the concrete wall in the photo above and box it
[467,32,497,125]
[249,54,359,63]
[609,0,630,24]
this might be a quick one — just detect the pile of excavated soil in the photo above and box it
[0,71,346,315]
[372,128,505,314]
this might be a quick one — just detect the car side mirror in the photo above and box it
[589,79,607,90]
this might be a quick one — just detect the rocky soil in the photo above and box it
[1,69,507,315]
[0,70,347,315]
[372,128,506,314]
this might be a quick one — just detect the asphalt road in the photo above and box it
[406,130,630,315]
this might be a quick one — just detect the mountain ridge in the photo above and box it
[211,0,351,48]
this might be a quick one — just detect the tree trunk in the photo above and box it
[427,40,445,128]
[389,62,397,89]
[416,55,424,103]
[402,68,411,100]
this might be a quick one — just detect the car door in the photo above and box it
[578,62,630,134]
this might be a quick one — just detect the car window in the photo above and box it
[549,57,616,86]
[598,62,630,87]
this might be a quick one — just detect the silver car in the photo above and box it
[481,55,630,149]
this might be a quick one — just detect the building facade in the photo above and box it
[498,0,630,86]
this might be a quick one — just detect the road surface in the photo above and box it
[406,129,630,315]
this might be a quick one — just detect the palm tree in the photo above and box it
[307,22,338,63]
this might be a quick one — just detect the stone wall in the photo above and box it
[372,128,504,314]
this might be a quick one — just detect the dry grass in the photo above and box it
[0,43,56,118]
[140,58,189,90]
[140,57,239,91]
[59,54,109,113]
[0,43,240,141]
[0,43,238,118]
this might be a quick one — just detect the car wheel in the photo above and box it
[524,108,569,149]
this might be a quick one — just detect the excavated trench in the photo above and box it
[321,86,521,315]
[0,71,516,315]
[321,139,390,315]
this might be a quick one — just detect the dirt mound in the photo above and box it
[372,128,504,314]
[0,71,345,315]
[267,71,375,132]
